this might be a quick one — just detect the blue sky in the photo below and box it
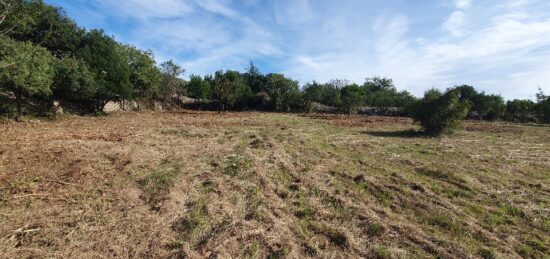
[45,0,550,100]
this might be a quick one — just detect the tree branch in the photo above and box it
[0,1,10,27]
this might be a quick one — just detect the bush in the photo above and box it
[187,74,210,100]
[409,89,470,136]
[53,56,97,113]
[536,88,550,123]
[505,99,536,123]
[451,85,505,120]
[537,97,550,123]
[363,77,416,107]
[340,84,364,114]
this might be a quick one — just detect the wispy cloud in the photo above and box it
[48,0,550,99]
[455,0,473,10]
[274,0,314,26]
[442,0,474,36]
[93,0,193,19]
[443,11,467,36]
[195,0,238,19]
[275,0,550,99]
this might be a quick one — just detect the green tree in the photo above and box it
[52,56,96,111]
[537,97,550,123]
[362,77,415,107]
[1,0,84,57]
[187,74,210,100]
[303,81,324,112]
[449,85,505,120]
[120,45,161,105]
[212,70,250,111]
[78,29,132,111]
[265,73,301,112]
[409,89,470,136]
[244,61,265,93]
[320,83,342,108]
[470,93,505,120]
[340,84,364,115]
[535,88,550,123]
[159,60,185,105]
[0,36,55,120]
[505,99,535,123]
[364,77,394,92]
[452,85,478,102]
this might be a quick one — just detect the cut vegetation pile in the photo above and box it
[1,111,549,258]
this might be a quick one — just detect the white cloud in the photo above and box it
[76,0,550,99]
[135,19,234,52]
[278,1,550,99]
[195,0,238,18]
[443,0,474,36]
[274,0,314,26]
[507,0,529,8]
[443,11,466,36]
[94,0,193,19]
[455,0,473,10]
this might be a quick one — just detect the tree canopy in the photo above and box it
[0,0,548,124]
[0,35,55,119]
[78,29,132,110]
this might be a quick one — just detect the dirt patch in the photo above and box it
[462,121,525,134]
[304,113,412,127]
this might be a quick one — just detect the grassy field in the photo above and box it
[0,111,549,258]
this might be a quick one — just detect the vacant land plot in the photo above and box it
[1,111,549,258]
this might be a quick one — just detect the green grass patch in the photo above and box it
[171,197,211,246]
[500,204,526,218]
[161,128,202,137]
[307,221,348,248]
[222,154,252,177]
[135,161,183,210]
[359,220,386,237]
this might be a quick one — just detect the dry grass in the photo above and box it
[0,111,549,258]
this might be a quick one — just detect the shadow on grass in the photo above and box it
[363,129,429,138]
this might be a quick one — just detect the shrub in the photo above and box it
[505,99,536,123]
[363,77,416,107]
[536,88,550,123]
[52,56,97,113]
[340,84,364,114]
[537,97,550,123]
[409,89,470,136]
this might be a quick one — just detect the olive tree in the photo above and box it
[78,30,132,111]
[52,56,97,112]
[265,73,301,112]
[212,70,250,111]
[0,36,55,120]
[159,60,185,106]
[187,74,210,100]
[120,45,161,106]
[340,84,364,115]
[303,81,324,113]
[535,88,550,123]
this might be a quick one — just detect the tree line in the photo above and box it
[1,0,549,128]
